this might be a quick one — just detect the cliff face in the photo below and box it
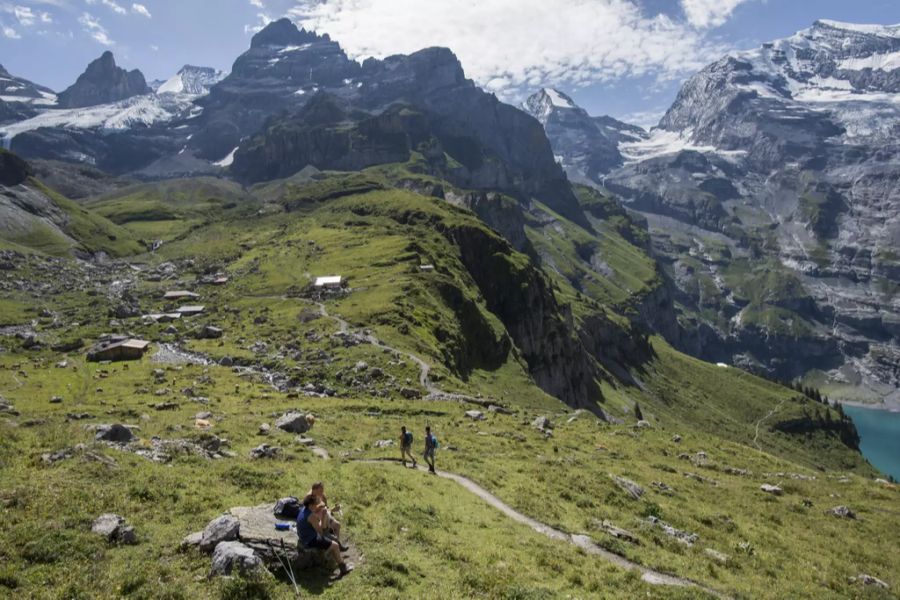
[57,52,150,108]
[447,223,603,410]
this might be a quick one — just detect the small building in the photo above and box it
[419,264,435,272]
[314,276,342,289]
[163,290,200,300]
[177,305,206,315]
[87,338,150,362]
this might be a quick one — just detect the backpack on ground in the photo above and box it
[274,496,301,519]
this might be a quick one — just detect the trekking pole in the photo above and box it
[280,538,299,596]
[266,539,299,597]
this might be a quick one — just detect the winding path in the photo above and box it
[753,397,787,451]
[355,458,726,598]
[315,302,488,405]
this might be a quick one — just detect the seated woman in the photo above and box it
[297,494,353,577]
[308,481,348,551]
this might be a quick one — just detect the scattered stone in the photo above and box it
[723,466,751,477]
[295,436,316,446]
[635,420,651,429]
[760,484,783,496]
[196,325,223,340]
[705,548,729,565]
[684,472,719,486]
[0,400,19,416]
[66,412,94,421]
[199,514,240,553]
[152,402,178,411]
[671,434,682,443]
[400,387,421,399]
[275,412,313,434]
[612,475,644,500]
[646,516,698,545]
[249,444,280,459]
[195,411,213,420]
[91,513,137,545]
[181,531,203,549]
[592,519,640,544]
[258,423,270,435]
[50,396,63,404]
[651,481,674,495]
[42,448,75,464]
[465,410,486,421]
[219,356,234,367]
[850,574,890,589]
[532,416,553,431]
[828,505,856,519]
[374,439,394,448]
[210,541,263,577]
[95,423,135,443]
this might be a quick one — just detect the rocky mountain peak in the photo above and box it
[523,88,579,124]
[250,18,324,48]
[157,65,226,96]
[57,51,150,109]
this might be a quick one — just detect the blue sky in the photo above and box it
[1,0,899,127]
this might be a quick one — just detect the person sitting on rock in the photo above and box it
[400,426,416,468]
[308,481,348,551]
[297,494,353,577]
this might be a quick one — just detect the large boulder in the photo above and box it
[95,423,134,443]
[199,514,240,553]
[275,412,312,434]
[210,541,264,577]
[0,149,32,186]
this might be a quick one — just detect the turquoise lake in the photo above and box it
[844,405,900,481]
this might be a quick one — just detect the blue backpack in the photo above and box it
[404,431,413,445]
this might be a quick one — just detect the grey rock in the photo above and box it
[828,505,856,519]
[646,516,698,545]
[850,574,890,589]
[91,513,137,544]
[464,410,486,421]
[95,423,134,443]
[612,475,644,500]
[704,548,729,565]
[199,514,240,553]
[209,541,264,577]
[275,412,312,434]
[760,484,784,496]
[180,531,203,549]
[374,439,394,448]
[532,416,552,431]
[249,444,280,459]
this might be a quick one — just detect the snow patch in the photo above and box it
[545,88,575,108]
[214,146,238,168]
[838,50,900,71]
[619,129,746,163]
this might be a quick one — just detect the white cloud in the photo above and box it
[288,0,728,98]
[249,0,265,7]
[13,5,35,25]
[244,11,271,34]
[2,23,19,37]
[79,11,113,44]
[86,0,127,15]
[131,2,149,17]
[680,0,752,29]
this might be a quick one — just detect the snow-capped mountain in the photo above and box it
[592,20,900,403]
[157,65,226,96]
[0,63,56,107]
[522,88,646,183]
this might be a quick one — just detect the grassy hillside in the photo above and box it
[0,170,895,599]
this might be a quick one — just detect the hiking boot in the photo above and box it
[339,541,350,552]
[338,563,354,577]
[429,466,436,474]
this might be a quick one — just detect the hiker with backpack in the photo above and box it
[400,426,416,468]
[423,426,438,474]
[297,494,353,578]
[308,481,348,551]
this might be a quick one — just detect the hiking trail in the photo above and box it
[355,458,727,598]
[753,398,787,451]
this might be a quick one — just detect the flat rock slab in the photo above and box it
[229,503,298,547]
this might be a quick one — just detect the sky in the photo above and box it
[1,0,899,128]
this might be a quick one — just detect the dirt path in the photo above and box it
[753,397,786,451]
[355,458,726,597]
[314,302,489,405]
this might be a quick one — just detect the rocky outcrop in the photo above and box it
[0,149,32,186]
[57,51,150,108]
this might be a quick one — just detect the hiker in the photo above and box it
[297,494,353,577]
[400,426,416,468]
[423,425,438,474]
[308,481,348,551]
